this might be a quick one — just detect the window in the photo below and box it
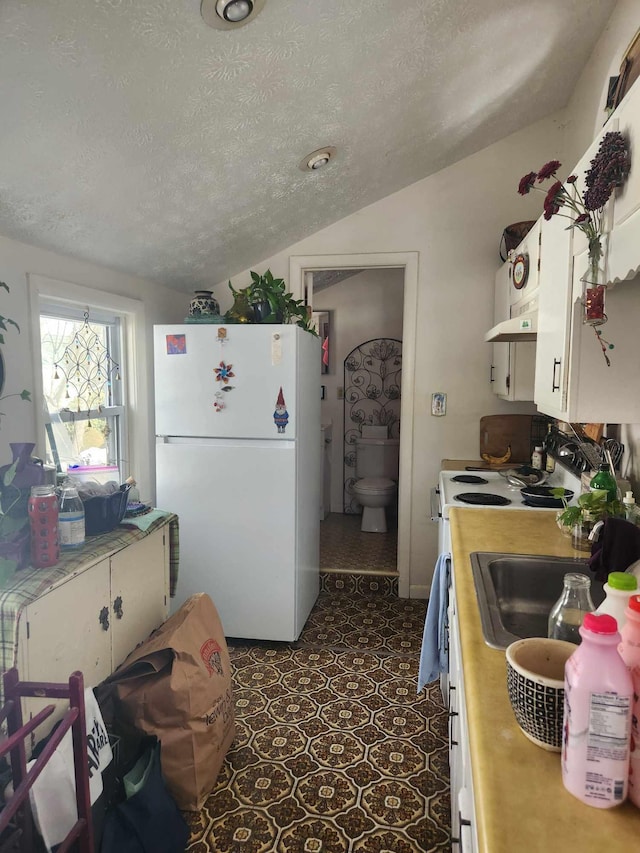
[30,274,148,495]
[39,302,128,478]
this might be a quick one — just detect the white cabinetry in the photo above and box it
[533,211,573,417]
[17,527,169,728]
[534,79,640,423]
[447,560,478,853]
[608,78,640,285]
[490,225,538,401]
[490,260,536,400]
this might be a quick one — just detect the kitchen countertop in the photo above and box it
[450,506,640,851]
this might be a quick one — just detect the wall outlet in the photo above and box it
[337,386,344,400]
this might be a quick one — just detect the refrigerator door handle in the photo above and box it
[156,435,169,443]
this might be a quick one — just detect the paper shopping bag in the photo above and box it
[106,593,235,810]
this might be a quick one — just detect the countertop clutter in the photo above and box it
[449,507,640,852]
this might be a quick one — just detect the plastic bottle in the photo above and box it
[58,483,85,549]
[589,462,618,503]
[548,572,595,644]
[623,491,640,525]
[595,572,638,631]
[562,613,633,808]
[27,485,60,568]
[531,445,544,470]
[617,595,640,808]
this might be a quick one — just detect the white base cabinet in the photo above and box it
[447,559,479,853]
[17,526,170,733]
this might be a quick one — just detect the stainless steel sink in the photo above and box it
[470,552,605,649]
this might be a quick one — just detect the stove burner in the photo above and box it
[451,475,488,484]
[454,492,512,506]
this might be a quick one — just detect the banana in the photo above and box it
[481,445,512,466]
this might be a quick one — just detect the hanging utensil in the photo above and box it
[564,424,602,470]
[603,438,624,471]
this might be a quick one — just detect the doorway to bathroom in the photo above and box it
[289,253,418,598]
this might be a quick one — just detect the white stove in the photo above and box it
[431,464,582,709]
[432,467,581,554]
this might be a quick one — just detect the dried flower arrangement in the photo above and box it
[517,131,631,365]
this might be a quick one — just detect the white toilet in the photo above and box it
[352,425,400,533]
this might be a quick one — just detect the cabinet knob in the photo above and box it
[113,596,124,619]
[99,606,110,631]
[552,358,561,392]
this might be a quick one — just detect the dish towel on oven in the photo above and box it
[417,553,450,691]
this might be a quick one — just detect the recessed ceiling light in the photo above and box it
[201,0,265,30]
[298,147,337,172]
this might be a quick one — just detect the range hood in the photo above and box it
[484,313,537,342]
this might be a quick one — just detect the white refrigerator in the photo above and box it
[153,323,321,641]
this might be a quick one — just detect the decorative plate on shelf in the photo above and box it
[512,252,529,290]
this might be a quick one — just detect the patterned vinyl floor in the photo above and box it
[319,513,398,576]
[183,586,450,853]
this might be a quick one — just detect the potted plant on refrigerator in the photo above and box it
[225,270,317,334]
[246,269,286,322]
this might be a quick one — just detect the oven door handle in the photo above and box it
[430,487,442,522]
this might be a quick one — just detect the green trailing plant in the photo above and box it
[225,270,317,334]
[552,487,623,529]
[247,269,286,321]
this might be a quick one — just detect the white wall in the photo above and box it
[213,114,561,594]
[212,0,640,594]
[0,234,185,499]
[313,268,404,512]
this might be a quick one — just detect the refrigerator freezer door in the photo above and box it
[157,438,318,641]
[154,324,299,439]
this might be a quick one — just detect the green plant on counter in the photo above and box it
[225,270,317,334]
[552,487,623,529]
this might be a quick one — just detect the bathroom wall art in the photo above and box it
[343,338,402,513]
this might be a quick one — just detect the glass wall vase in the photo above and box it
[582,243,607,327]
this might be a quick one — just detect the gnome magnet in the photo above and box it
[273,387,289,433]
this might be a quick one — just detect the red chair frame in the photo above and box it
[0,668,94,853]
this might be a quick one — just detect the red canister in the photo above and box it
[28,485,60,568]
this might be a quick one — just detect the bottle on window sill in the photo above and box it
[58,483,85,549]
[125,476,140,504]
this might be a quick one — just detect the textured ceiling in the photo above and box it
[0,0,616,293]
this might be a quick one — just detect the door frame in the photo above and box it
[289,252,419,598]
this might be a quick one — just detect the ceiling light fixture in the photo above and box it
[298,147,337,172]
[201,0,265,30]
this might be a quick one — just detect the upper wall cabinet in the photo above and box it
[490,225,538,401]
[535,80,640,423]
[607,81,640,285]
[533,208,574,417]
